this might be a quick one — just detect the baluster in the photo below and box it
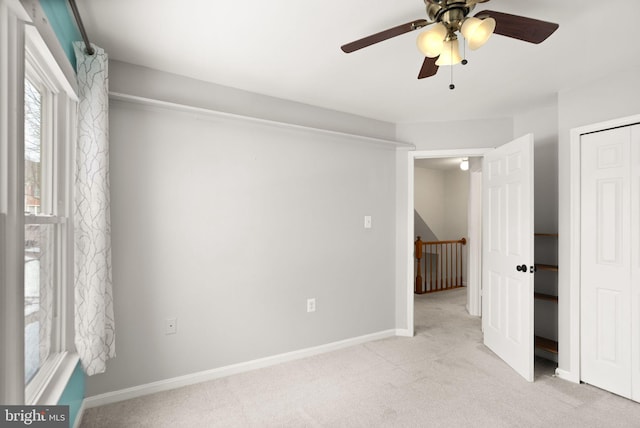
[438,243,442,291]
[427,244,432,292]
[458,240,462,286]
[448,242,452,289]
[414,236,424,294]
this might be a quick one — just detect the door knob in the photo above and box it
[516,264,528,272]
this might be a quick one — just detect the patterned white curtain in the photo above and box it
[73,42,115,376]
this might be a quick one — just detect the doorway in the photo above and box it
[405,135,539,383]
[405,148,490,336]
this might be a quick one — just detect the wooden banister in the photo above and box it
[414,237,467,294]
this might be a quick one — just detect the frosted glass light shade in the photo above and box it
[435,38,462,66]
[416,23,448,58]
[460,158,469,171]
[461,17,496,50]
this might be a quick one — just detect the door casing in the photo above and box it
[405,148,491,336]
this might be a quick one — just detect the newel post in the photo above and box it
[415,236,425,294]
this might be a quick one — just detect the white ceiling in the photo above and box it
[76,0,640,124]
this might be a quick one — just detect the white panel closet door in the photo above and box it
[580,125,638,400]
[632,126,640,402]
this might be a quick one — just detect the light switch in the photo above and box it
[364,216,372,229]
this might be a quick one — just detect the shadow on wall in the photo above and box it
[415,210,438,242]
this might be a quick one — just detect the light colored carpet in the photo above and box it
[81,288,640,427]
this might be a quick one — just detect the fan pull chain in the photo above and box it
[450,65,455,90]
[462,40,468,65]
[449,39,455,90]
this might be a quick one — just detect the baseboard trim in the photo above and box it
[395,328,413,337]
[85,329,401,408]
[554,368,580,384]
[73,400,86,428]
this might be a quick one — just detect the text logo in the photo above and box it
[1,406,69,428]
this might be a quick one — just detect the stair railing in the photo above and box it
[414,237,467,294]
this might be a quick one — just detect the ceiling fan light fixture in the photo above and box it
[461,17,496,50]
[435,37,462,66]
[416,22,448,57]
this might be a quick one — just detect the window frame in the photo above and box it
[21,23,78,406]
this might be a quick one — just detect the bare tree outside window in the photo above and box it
[24,78,41,215]
[24,78,53,385]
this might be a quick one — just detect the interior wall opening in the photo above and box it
[412,155,483,334]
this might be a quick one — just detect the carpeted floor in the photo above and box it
[80,288,640,427]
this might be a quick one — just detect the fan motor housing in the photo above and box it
[425,0,474,31]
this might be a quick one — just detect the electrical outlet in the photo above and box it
[307,298,316,313]
[165,318,177,335]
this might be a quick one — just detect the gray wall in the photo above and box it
[442,168,469,242]
[88,60,640,394]
[514,101,560,358]
[86,63,399,396]
[109,61,396,141]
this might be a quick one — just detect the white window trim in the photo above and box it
[1,0,30,405]
[23,23,78,406]
[1,0,79,405]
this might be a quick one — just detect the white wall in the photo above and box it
[414,167,445,239]
[86,63,400,396]
[557,66,640,377]
[396,118,514,150]
[413,166,468,241]
[443,168,468,241]
[514,101,559,234]
[109,61,396,141]
[514,101,560,360]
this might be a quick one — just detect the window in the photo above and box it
[22,26,77,404]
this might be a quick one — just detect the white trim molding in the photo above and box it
[85,329,403,408]
[0,0,27,404]
[566,113,640,385]
[73,400,86,428]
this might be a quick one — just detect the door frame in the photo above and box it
[566,113,640,384]
[405,148,492,335]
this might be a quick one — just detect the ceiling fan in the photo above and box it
[341,0,559,82]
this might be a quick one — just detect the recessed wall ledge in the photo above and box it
[109,92,416,150]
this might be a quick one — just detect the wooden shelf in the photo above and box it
[535,336,558,354]
[536,263,558,272]
[534,292,558,303]
[534,233,559,361]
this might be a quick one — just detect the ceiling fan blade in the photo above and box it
[475,10,559,44]
[341,19,428,53]
[418,56,439,79]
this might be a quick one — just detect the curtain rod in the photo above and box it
[68,0,95,55]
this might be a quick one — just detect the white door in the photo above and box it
[632,126,640,403]
[631,125,640,402]
[482,134,535,382]
[580,125,640,401]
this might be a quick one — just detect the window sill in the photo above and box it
[28,352,80,405]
